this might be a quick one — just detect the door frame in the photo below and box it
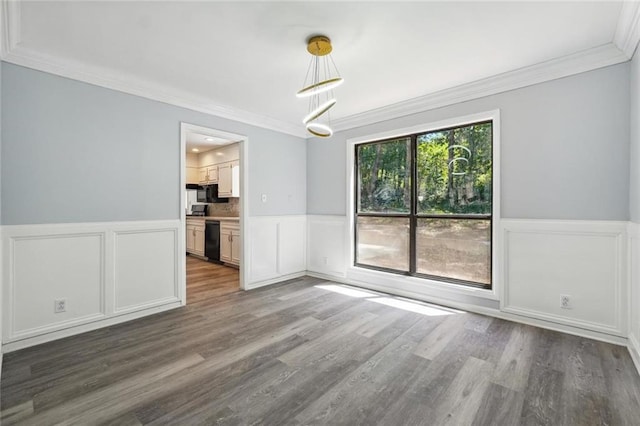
[179,122,249,304]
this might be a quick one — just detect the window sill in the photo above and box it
[346,265,500,308]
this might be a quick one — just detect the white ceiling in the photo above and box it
[185,132,235,153]
[5,1,636,137]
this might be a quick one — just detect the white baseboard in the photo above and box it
[629,333,640,375]
[245,271,307,291]
[501,219,628,337]
[2,301,182,353]
[307,271,627,346]
[2,220,183,350]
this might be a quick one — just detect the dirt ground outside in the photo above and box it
[356,217,490,284]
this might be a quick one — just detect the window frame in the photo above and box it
[347,110,500,299]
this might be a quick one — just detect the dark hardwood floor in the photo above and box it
[2,257,640,425]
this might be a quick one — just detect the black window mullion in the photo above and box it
[409,134,417,274]
[353,145,359,265]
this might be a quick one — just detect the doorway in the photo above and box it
[180,123,248,304]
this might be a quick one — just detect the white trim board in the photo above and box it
[615,1,640,59]
[305,270,627,347]
[246,215,307,288]
[179,123,249,291]
[629,333,640,376]
[345,110,502,302]
[501,219,628,337]
[2,301,182,353]
[0,0,635,138]
[2,219,182,350]
[307,216,630,341]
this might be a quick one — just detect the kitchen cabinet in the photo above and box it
[218,160,239,198]
[186,219,205,256]
[199,165,218,184]
[186,167,199,185]
[220,222,240,266]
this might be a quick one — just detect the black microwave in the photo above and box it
[199,184,229,203]
[196,186,207,203]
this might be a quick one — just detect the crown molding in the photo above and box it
[331,43,628,133]
[1,0,19,57]
[614,1,640,59]
[0,0,306,138]
[2,46,307,138]
[0,0,633,139]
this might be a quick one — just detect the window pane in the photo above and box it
[416,122,492,215]
[356,216,409,271]
[416,219,490,285]
[357,138,411,213]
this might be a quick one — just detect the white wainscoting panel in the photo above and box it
[502,219,627,336]
[628,222,640,374]
[114,229,179,313]
[307,215,347,278]
[2,220,182,348]
[247,216,306,288]
[11,233,105,338]
[278,218,307,276]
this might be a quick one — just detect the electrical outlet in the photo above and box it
[323,256,328,265]
[560,294,571,309]
[54,298,67,313]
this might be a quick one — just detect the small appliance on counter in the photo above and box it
[188,204,207,217]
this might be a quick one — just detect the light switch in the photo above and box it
[261,194,267,203]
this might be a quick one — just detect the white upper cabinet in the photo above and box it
[231,161,240,198]
[218,163,232,197]
[199,165,218,185]
[186,167,199,184]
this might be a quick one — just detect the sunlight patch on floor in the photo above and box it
[369,297,455,316]
[314,283,464,317]
[315,284,378,298]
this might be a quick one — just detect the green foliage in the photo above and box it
[357,138,411,213]
[417,123,492,214]
[357,122,492,215]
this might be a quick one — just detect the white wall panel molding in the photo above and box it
[2,220,182,350]
[246,215,307,289]
[306,265,627,347]
[113,228,180,314]
[306,215,348,279]
[630,333,640,376]
[501,219,628,337]
[0,0,303,138]
[2,45,306,138]
[615,1,640,59]
[0,0,20,56]
[628,222,640,374]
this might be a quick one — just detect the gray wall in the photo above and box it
[630,53,640,223]
[1,63,306,225]
[308,64,630,220]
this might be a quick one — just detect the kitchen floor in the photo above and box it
[186,255,239,304]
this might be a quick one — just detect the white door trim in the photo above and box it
[179,123,249,295]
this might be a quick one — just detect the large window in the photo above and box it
[355,120,493,288]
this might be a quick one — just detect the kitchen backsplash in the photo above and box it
[205,198,240,216]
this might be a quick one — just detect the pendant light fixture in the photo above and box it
[297,35,343,138]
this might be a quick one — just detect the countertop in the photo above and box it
[186,216,239,221]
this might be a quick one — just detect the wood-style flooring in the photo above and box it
[2,256,640,425]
